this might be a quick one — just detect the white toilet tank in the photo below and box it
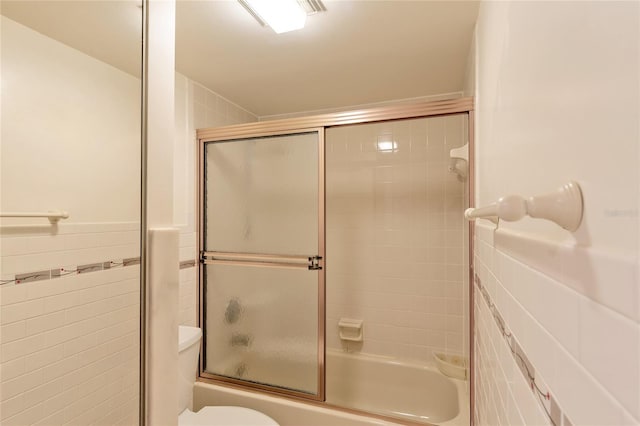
[178,326,203,415]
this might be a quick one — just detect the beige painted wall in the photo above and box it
[0,17,140,224]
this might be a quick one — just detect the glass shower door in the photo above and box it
[200,130,325,399]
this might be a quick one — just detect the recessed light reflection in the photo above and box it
[377,140,398,152]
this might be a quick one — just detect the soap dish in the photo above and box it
[338,318,363,342]
[433,352,468,380]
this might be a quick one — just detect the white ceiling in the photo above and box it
[1,0,479,117]
[176,0,479,116]
[0,1,143,78]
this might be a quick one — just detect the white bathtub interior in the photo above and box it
[326,350,464,424]
[194,350,469,426]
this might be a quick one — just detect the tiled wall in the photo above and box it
[325,115,468,361]
[0,225,141,426]
[473,1,639,425]
[473,223,639,425]
[474,224,565,426]
[173,73,258,327]
[1,17,141,425]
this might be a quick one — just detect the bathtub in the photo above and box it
[326,350,468,425]
[194,350,468,426]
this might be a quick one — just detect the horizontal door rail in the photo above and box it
[202,259,310,270]
[201,251,322,270]
[202,251,309,263]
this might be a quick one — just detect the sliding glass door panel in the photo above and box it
[201,129,324,399]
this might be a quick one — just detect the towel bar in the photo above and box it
[0,211,69,224]
[464,182,583,232]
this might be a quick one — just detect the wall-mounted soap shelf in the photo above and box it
[464,181,583,232]
[433,352,468,380]
[338,318,363,342]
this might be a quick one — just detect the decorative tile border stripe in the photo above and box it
[1,257,142,286]
[1,257,198,287]
[179,259,196,269]
[475,272,574,426]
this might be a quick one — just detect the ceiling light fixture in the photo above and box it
[239,0,326,34]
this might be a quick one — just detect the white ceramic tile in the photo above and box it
[1,368,43,400]
[0,285,27,306]
[33,409,66,426]
[42,354,80,382]
[22,377,64,408]
[79,371,114,400]
[40,386,78,420]
[106,276,138,296]
[97,318,137,342]
[494,228,638,322]
[63,333,98,357]
[579,296,640,418]
[1,401,44,426]
[41,320,90,348]
[554,343,624,426]
[445,332,463,352]
[1,299,45,324]
[192,82,206,105]
[25,310,66,336]
[24,279,71,303]
[505,386,526,426]
[1,334,47,363]
[179,232,197,248]
[0,321,26,344]
[0,394,24,420]
[0,357,25,382]
[24,343,65,370]
[205,91,217,110]
[193,105,207,129]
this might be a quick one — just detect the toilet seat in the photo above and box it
[179,406,280,426]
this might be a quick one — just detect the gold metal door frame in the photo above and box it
[198,128,326,401]
[196,97,475,416]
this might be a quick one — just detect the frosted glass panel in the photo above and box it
[204,132,319,255]
[204,264,319,394]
